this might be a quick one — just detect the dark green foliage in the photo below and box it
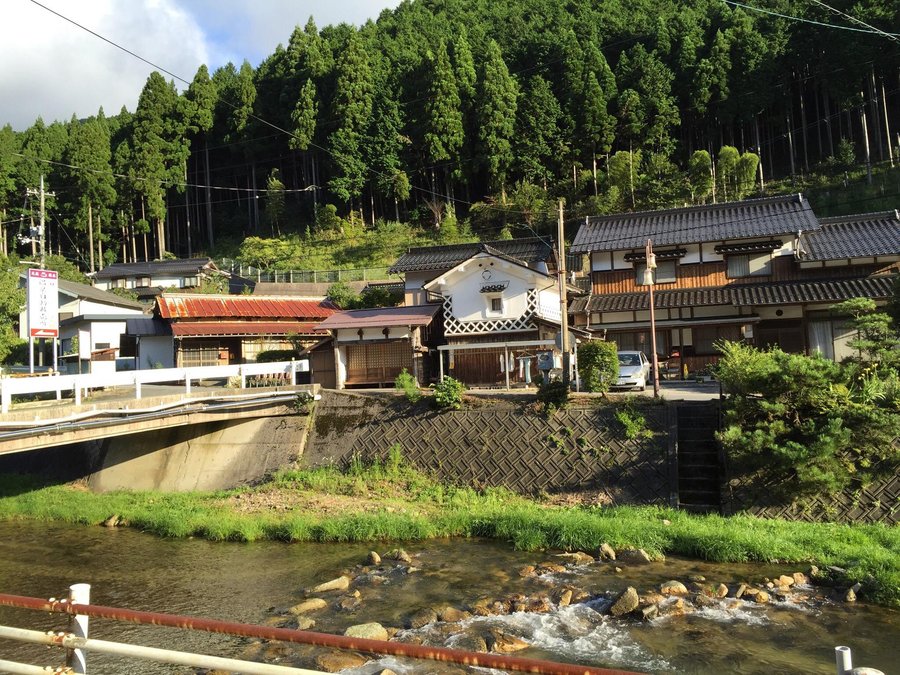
[716,340,900,498]
[536,380,570,415]
[577,340,619,393]
[326,281,359,310]
[615,401,653,440]
[433,376,465,410]
[255,349,301,363]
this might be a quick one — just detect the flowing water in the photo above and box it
[0,520,896,674]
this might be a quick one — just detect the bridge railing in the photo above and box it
[0,360,310,414]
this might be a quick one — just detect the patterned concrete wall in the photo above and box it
[303,391,675,505]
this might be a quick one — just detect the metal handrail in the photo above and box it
[0,589,643,675]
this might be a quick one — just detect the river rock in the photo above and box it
[316,651,368,672]
[692,593,718,608]
[792,572,809,586]
[536,562,567,574]
[290,598,327,615]
[732,583,748,599]
[598,543,617,561]
[556,551,594,565]
[660,580,689,596]
[345,622,389,641]
[743,588,769,604]
[452,633,488,653]
[102,515,121,528]
[777,575,795,587]
[637,604,659,621]
[843,588,857,603]
[555,589,573,607]
[517,565,536,577]
[716,583,729,598]
[295,617,316,630]
[617,548,653,564]
[337,594,362,612]
[386,548,412,563]
[407,608,437,628]
[773,589,791,602]
[486,629,530,653]
[374,670,398,675]
[527,595,554,614]
[658,597,687,617]
[688,574,706,582]
[640,592,666,606]
[607,587,639,616]
[438,606,470,623]
[311,576,350,593]
[367,551,381,565]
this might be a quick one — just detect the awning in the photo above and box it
[170,321,321,337]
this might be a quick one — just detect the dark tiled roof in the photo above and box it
[389,238,554,273]
[58,279,146,310]
[731,276,896,305]
[804,211,900,261]
[571,194,819,253]
[569,276,896,313]
[125,317,172,337]
[92,258,218,280]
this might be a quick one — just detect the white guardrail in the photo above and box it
[0,360,310,414]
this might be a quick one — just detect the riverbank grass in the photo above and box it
[0,466,897,606]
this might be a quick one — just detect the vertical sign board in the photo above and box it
[27,268,59,338]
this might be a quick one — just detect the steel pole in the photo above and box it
[646,240,660,398]
[66,584,89,674]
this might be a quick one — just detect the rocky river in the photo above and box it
[0,521,896,674]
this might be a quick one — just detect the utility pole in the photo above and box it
[644,239,660,398]
[557,199,571,387]
[26,174,54,269]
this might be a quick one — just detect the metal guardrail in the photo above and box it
[0,360,310,414]
[220,259,392,284]
[0,585,642,675]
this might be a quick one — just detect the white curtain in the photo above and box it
[808,320,833,360]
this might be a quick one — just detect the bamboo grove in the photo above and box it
[0,0,898,269]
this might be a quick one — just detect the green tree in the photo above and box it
[184,64,218,249]
[424,40,464,210]
[0,256,25,363]
[577,340,619,393]
[264,169,286,236]
[477,40,518,199]
[687,150,713,203]
[514,75,564,187]
[327,29,374,207]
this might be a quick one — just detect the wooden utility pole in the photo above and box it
[557,200,570,387]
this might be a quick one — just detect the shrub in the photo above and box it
[394,368,421,402]
[433,376,465,410]
[577,340,619,393]
[615,401,653,440]
[536,380,570,415]
[326,281,360,309]
[256,349,301,363]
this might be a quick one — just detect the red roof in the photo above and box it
[170,322,320,337]
[157,295,336,320]
[317,304,440,330]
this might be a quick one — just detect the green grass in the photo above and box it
[1,469,898,606]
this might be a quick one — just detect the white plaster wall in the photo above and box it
[336,346,347,388]
[691,305,742,318]
[757,305,803,319]
[591,251,613,272]
[434,260,547,322]
[682,244,701,264]
[537,288,562,322]
[701,243,723,262]
[612,251,630,270]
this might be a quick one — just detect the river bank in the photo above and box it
[0,457,897,608]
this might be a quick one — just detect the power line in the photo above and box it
[808,0,900,43]
[722,0,900,37]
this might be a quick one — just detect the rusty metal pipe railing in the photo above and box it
[0,593,642,675]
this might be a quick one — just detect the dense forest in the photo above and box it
[0,0,898,273]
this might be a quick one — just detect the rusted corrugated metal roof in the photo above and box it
[157,295,336,320]
[170,321,320,337]
[317,304,440,330]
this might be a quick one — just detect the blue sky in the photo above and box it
[0,0,401,130]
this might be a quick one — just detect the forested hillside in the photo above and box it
[0,0,897,272]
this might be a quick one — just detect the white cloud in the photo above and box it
[0,0,401,131]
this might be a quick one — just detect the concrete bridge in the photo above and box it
[0,363,316,492]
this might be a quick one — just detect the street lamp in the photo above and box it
[644,239,660,397]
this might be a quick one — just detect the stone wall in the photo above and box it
[303,391,675,504]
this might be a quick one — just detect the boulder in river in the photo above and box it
[316,651,368,672]
[290,598,327,615]
[344,622,389,641]
[407,607,437,629]
[311,576,350,593]
[367,551,381,565]
[607,587,640,616]
[486,629,530,653]
[556,551,594,565]
[385,548,413,563]
[617,548,654,564]
[438,606,471,623]
[597,543,617,561]
[660,580,688,596]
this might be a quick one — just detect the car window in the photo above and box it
[618,353,640,366]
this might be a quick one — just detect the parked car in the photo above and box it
[615,351,651,391]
